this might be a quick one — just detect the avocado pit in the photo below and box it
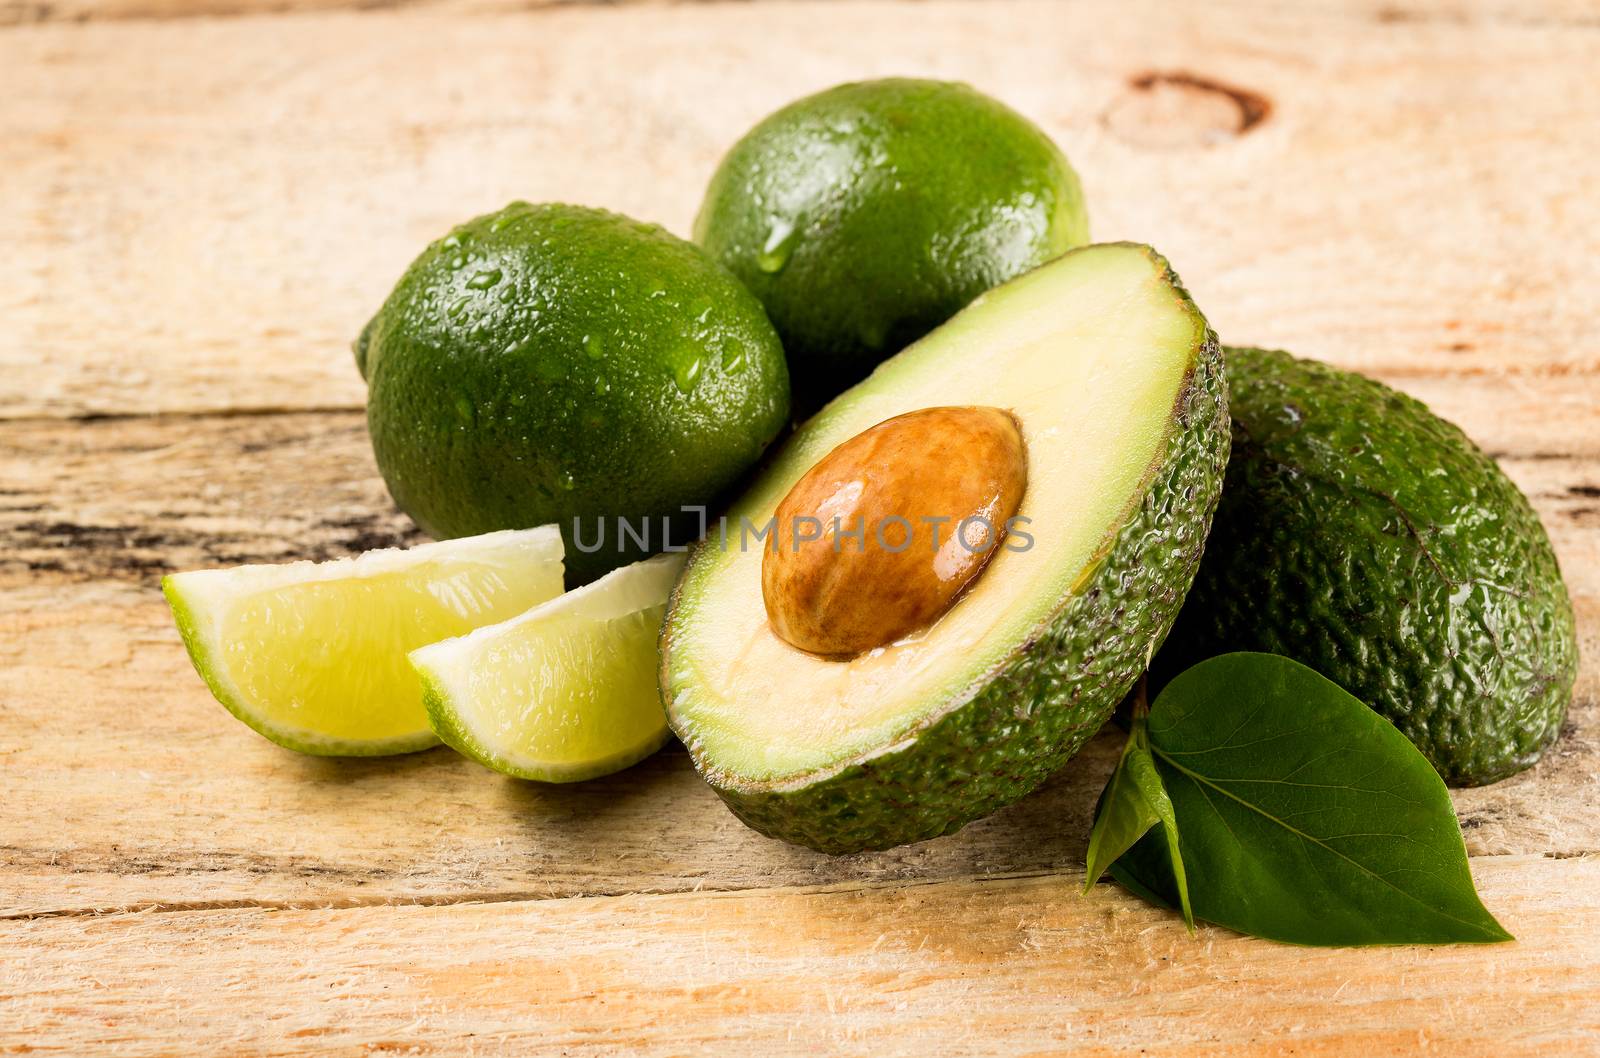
[761,405,1028,658]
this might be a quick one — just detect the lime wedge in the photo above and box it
[163,527,565,756]
[411,552,686,783]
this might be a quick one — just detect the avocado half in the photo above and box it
[1156,347,1578,786]
[660,243,1229,852]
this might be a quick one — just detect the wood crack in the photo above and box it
[8,852,1592,923]
[1,866,1086,921]
[2,0,780,29]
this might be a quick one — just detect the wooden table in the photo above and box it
[4,1,1598,1053]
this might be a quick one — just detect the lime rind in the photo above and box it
[413,552,686,783]
[163,527,565,756]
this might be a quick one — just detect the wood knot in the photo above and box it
[1103,71,1272,148]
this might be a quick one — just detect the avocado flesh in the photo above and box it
[662,243,1228,852]
[1156,347,1578,787]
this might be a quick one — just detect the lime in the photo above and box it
[163,527,565,755]
[411,552,685,783]
[695,78,1088,412]
[359,202,791,586]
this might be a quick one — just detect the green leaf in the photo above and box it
[1085,700,1194,928]
[1126,743,1194,930]
[1113,652,1513,946]
[1084,720,1160,889]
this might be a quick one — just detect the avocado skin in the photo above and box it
[694,271,1227,853]
[1156,348,1577,786]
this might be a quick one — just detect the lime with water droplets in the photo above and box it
[359,202,790,585]
[695,78,1088,414]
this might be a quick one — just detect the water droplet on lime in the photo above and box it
[668,347,707,396]
[467,268,502,290]
[582,334,605,360]
[756,217,798,274]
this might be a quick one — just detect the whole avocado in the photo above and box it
[1156,347,1577,786]
[359,203,791,585]
[694,78,1088,414]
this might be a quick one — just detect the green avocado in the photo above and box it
[661,244,1228,853]
[359,202,791,586]
[694,78,1089,414]
[1156,347,1578,786]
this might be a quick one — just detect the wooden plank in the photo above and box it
[6,0,1600,29]
[2,401,1595,916]
[0,574,1118,916]
[0,575,1593,918]
[3,854,1597,1055]
[4,1,1600,418]
[5,370,1596,588]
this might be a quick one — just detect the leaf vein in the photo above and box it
[1152,748,1495,936]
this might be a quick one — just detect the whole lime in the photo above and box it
[359,202,791,585]
[694,78,1088,413]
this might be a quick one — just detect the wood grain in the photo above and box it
[4,1,1600,418]
[7,0,1600,27]
[5,855,1598,1056]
